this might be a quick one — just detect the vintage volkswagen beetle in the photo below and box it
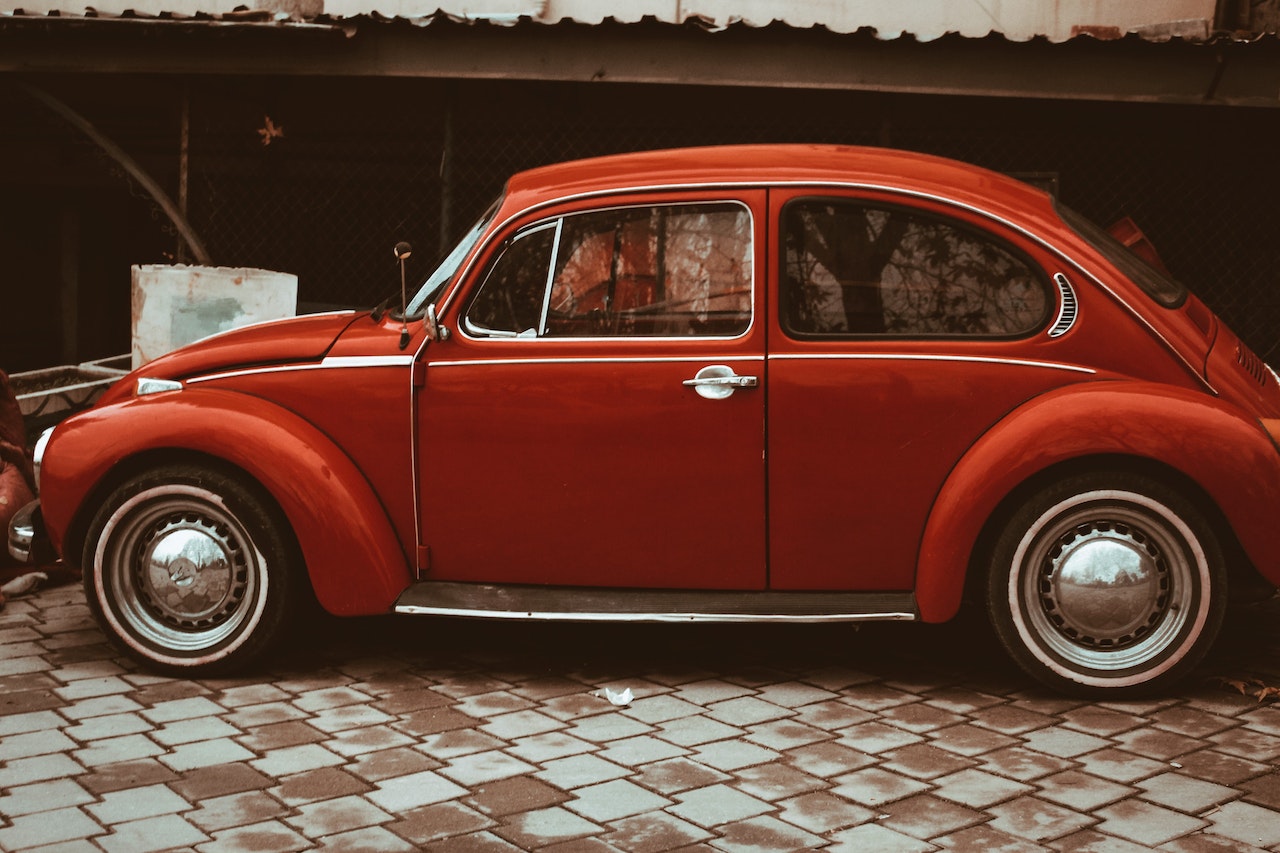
[11,145,1280,696]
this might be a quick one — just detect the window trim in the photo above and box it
[778,195,1054,342]
[459,199,758,344]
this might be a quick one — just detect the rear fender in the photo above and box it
[42,388,411,616]
[916,382,1280,623]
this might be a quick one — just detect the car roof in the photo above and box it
[503,144,1056,222]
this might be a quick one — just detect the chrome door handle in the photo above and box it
[683,365,759,400]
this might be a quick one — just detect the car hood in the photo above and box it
[97,312,361,405]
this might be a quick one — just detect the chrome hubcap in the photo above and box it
[139,518,247,628]
[1040,522,1168,650]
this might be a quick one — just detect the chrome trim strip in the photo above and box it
[394,605,916,623]
[429,355,764,369]
[187,355,414,384]
[769,353,1095,374]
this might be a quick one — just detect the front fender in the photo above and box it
[41,388,412,616]
[916,382,1280,623]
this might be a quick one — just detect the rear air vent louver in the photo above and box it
[1048,273,1078,338]
[1236,343,1268,386]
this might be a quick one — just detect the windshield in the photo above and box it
[1056,203,1187,308]
[406,197,501,316]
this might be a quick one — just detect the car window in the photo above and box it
[465,202,753,339]
[1055,203,1187,309]
[781,199,1050,338]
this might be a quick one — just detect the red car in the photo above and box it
[11,145,1280,696]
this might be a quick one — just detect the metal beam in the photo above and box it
[1,18,1278,107]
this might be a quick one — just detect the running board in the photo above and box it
[393,581,918,624]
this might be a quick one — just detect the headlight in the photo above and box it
[32,426,54,493]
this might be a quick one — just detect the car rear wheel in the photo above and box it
[83,464,298,675]
[987,472,1225,696]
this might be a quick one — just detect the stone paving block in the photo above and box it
[930,767,1035,808]
[270,766,374,806]
[492,806,602,849]
[284,794,394,837]
[1203,801,1280,847]
[0,807,104,850]
[480,709,568,740]
[1175,749,1271,788]
[932,822,1047,852]
[1208,728,1280,762]
[785,740,878,778]
[249,743,346,777]
[195,819,312,853]
[671,678,756,705]
[825,821,938,852]
[74,732,166,767]
[395,706,484,737]
[347,746,441,782]
[603,810,713,852]
[151,715,243,747]
[59,694,145,721]
[790,699,877,731]
[64,711,153,742]
[595,734,688,766]
[314,824,420,852]
[619,694,703,724]
[187,790,291,832]
[87,782,192,824]
[0,777,95,817]
[1137,771,1238,812]
[534,753,633,789]
[1022,726,1114,758]
[417,728,508,760]
[836,720,926,754]
[841,684,922,713]
[704,695,793,727]
[167,762,275,802]
[141,697,226,723]
[161,737,257,772]
[690,739,780,772]
[0,708,65,736]
[713,814,827,852]
[367,769,469,811]
[0,728,78,760]
[385,801,496,846]
[1035,770,1136,811]
[440,749,538,786]
[878,792,987,840]
[733,762,827,802]
[1060,706,1148,737]
[564,779,671,822]
[928,722,1020,756]
[222,701,310,729]
[464,776,570,817]
[97,814,208,853]
[830,767,932,807]
[1094,799,1208,846]
[567,713,655,744]
[986,796,1097,843]
[213,684,292,708]
[326,723,417,757]
[879,701,966,734]
[632,756,732,795]
[77,757,180,795]
[775,790,873,834]
[1150,707,1240,739]
[1075,748,1169,783]
[743,717,831,751]
[668,783,773,828]
[753,681,841,709]
[236,720,330,752]
[507,731,598,763]
[654,714,743,747]
[882,742,977,781]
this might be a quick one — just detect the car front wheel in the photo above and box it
[987,472,1226,696]
[83,464,299,675]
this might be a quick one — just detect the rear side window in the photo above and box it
[465,202,753,339]
[782,199,1050,338]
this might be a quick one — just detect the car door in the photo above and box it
[417,191,768,590]
[766,189,1092,591]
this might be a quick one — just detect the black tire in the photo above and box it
[986,472,1226,696]
[83,464,300,676]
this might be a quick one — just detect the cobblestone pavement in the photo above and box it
[4,580,1280,852]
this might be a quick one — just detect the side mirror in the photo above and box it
[425,304,450,342]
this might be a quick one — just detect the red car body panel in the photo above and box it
[32,144,1280,629]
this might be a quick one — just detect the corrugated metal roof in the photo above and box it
[0,0,1271,43]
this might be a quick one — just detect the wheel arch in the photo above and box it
[915,382,1280,623]
[44,389,413,616]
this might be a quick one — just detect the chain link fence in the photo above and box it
[6,74,1279,361]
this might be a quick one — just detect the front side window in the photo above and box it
[782,199,1049,338]
[465,202,753,339]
